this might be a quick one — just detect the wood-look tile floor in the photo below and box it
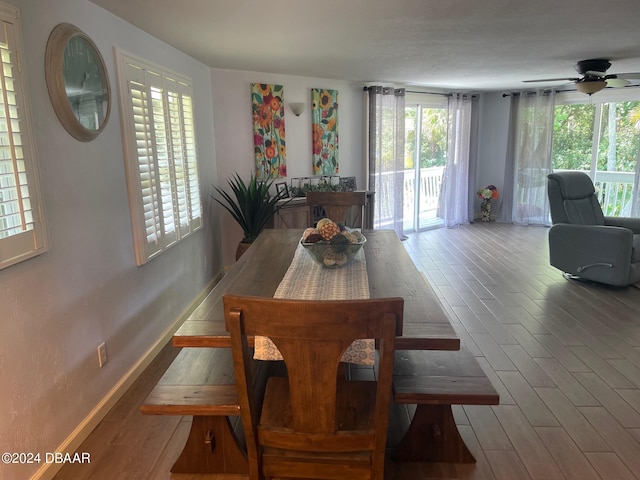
[54,223,640,480]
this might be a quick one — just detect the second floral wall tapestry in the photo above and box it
[252,83,286,178]
[311,88,339,174]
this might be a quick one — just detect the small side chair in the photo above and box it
[224,294,402,480]
[306,191,367,227]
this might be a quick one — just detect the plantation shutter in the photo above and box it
[117,51,201,265]
[165,78,201,237]
[0,5,48,270]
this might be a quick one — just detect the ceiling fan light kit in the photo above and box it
[576,79,607,95]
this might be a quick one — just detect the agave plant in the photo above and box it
[213,173,284,243]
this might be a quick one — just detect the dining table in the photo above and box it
[173,228,460,351]
[154,228,464,475]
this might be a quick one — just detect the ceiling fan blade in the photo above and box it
[611,72,640,80]
[523,77,578,83]
[605,77,630,87]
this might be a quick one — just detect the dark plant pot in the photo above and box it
[236,241,252,260]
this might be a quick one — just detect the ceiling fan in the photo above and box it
[523,59,640,95]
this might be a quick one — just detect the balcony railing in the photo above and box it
[375,168,637,229]
[593,171,636,216]
[555,169,637,216]
[403,167,444,214]
[375,166,444,230]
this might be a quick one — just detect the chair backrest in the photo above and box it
[224,294,401,475]
[547,171,605,225]
[306,191,367,227]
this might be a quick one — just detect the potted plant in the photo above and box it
[213,173,285,259]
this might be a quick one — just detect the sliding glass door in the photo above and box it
[404,99,447,232]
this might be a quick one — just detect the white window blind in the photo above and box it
[0,4,48,270]
[115,50,201,265]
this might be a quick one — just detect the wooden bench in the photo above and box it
[143,346,495,473]
[141,347,271,474]
[392,346,499,463]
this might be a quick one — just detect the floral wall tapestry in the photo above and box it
[311,88,339,174]
[252,83,286,178]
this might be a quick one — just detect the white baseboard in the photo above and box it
[31,276,220,480]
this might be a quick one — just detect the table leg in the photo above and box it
[392,404,475,463]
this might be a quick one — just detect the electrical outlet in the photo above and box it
[98,342,108,368]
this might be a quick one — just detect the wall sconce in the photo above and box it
[288,102,305,116]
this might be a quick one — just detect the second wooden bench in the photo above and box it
[142,344,497,471]
[140,347,271,474]
[392,346,499,463]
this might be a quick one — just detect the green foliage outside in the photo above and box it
[405,106,447,169]
[552,100,640,216]
[552,103,595,171]
[552,101,640,172]
[597,102,640,172]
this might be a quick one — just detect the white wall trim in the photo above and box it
[30,275,221,480]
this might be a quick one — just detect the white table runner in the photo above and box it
[254,242,375,365]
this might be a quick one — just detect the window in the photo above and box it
[552,90,640,216]
[115,50,202,265]
[0,3,48,270]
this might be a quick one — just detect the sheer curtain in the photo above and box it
[632,154,640,217]
[365,86,406,237]
[499,91,555,226]
[439,94,477,227]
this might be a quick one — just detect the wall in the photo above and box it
[210,68,365,266]
[0,1,221,479]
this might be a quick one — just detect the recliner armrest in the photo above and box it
[549,224,633,262]
[604,216,640,234]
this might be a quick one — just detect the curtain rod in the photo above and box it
[364,87,477,98]
[406,90,478,98]
[405,90,448,96]
[502,89,565,97]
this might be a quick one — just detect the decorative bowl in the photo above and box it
[300,234,366,268]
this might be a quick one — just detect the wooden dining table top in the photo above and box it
[173,229,460,351]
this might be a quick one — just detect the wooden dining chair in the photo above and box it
[224,294,402,480]
[306,191,367,227]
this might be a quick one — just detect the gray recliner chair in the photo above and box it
[547,171,640,287]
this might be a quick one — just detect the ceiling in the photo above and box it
[89,0,640,92]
